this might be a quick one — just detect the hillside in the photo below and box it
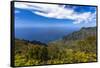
[63,27,96,41]
[14,27,97,66]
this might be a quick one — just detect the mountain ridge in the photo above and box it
[62,27,96,41]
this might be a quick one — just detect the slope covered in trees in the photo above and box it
[63,27,96,41]
[14,27,97,66]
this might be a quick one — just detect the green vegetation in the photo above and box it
[14,27,97,66]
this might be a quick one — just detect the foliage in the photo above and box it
[14,27,97,66]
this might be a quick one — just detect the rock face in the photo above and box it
[63,27,96,41]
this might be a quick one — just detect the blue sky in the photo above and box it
[14,2,96,28]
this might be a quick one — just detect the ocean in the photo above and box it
[15,27,79,43]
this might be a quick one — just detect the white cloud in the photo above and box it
[73,12,93,24]
[15,2,96,24]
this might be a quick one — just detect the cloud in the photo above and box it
[15,2,96,24]
[73,12,96,24]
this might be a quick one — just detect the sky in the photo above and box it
[14,2,97,29]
